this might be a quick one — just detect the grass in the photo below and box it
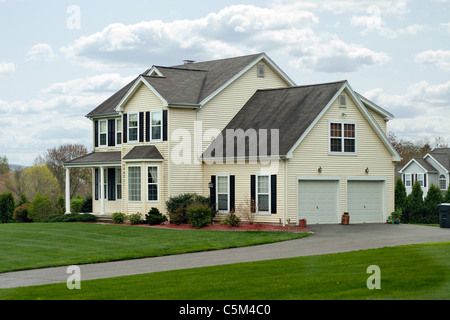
[1,242,449,300]
[0,222,309,273]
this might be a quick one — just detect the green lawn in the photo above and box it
[0,222,309,273]
[1,242,449,300]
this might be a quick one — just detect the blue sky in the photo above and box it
[1,0,450,165]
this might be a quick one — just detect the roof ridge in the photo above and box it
[154,66,208,72]
[170,52,263,68]
[255,80,347,93]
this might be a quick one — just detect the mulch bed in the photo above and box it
[147,222,311,233]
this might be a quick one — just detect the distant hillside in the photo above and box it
[9,164,26,171]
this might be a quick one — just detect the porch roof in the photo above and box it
[122,145,164,161]
[64,151,121,168]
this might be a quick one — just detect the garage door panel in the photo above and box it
[299,180,338,224]
[347,181,383,223]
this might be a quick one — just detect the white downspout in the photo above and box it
[100,166,105,215]
[65,167,71,214]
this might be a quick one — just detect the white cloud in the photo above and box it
[26,43,57,62]
[415,49,450,71]
[60,3,389,73]
[0,61,16,76]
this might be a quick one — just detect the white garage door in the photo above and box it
[298,180,339,224]
[347,180,384,223]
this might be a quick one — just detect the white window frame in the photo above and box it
[150,110,163,142]
[329,121,357,155]
[417,173,424,187]
[128,112,139,143]
[439,174,447,190]
[256,174,270,214]
[128,165,141,202]
[116,168,122,201]
[116,118,122,146]
[216,174,230,213]
[98,119,107,147]
[147,165,159,202]
[405,173,412,187]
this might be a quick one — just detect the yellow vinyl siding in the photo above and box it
[286,90,395,223]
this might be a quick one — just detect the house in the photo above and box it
[64,52,401,225]
[399,148,450,196]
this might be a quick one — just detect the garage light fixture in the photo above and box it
[318,166,322,173]
[365,167,369,174]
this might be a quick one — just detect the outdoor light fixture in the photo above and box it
[341,112,347,117]
[365,167,369,174]
[318,166,322,173]
[208,182,214,188]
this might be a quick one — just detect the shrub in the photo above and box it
[221,211,241,227]
[0,192,16,223]
[13,203,31,223]
[145,207,167,225]
[166,193,213,225]
[395,178,407,211]
[44,213,98,223]
[70,197,84,213]
[28,193,55,222]
[187,203,212,229]
[128,212,143,225]
[112,212,126,224]
[424,185,443,224]
[81,195,92,213]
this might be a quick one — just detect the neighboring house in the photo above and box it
[399,148,450,196]
[64,52,401,225]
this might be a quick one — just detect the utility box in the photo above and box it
[438,204,450,228]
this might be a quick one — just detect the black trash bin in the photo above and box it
[438,204,450,228]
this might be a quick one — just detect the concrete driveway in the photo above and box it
[0,223,449,289]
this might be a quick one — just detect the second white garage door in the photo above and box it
[298,180,339,224]
[347,180,384,223]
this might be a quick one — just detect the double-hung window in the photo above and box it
[99,120,107,147]
[128,113,139,143]
[417,173,424,187]
[256,175,270,213]
[128,166,141,201]
[151,110,162,141]
[216,175,229,212]
[147,166,158,201]
[439,174,447,190]
[330,122,356,153]
[116,118,122,146]
[405,173,411,187]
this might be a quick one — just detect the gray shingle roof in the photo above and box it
[429,148,450,171]
[415,158,438,172]
[65,151,121,166]
[123,145,164,161]
[86,53,263,117]
[203,80,346,158]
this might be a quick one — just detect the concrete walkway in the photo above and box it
[0,223,449,289]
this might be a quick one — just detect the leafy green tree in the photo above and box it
[404,181,424,223]
[0,191,15,223]
[444,184,450,203]
[395,177,407,211]
[0,156,9,175]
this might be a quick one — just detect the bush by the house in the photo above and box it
[221,211,241,227]
[28,193,56,222]
[128,212,144,225]
[166,193,214,225]
[12,203,31,223]
[70,196,85,213]
[186,203,212,229]
[145,207,167,225]
[44,213,98,223]
[0,191,16,223]
[112,212,126,224]
[81,195,92,213]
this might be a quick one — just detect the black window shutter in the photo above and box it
[145,111,150,142]
[94,168,99,200]
[139,112,144,142]
[163,110,168,141]
[123,113,127,143]
[271,175,277,214]
[230,175,235,212]
[108,119,115,147]
[210,175,216,207]
[94,121,99,147]
[108,168,116,200]
[424,174,427,187]
[250,175,256,213]
[402,174,405,185]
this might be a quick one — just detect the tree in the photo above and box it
[444,184,450,203]
[0,191,15,223]
[28,193,55,222]
[394,178,407,211]
[36,143,90,198]
[404,181,424,223]
[0,156,9,175]
[18,166,60,204]
[424,185,444,224]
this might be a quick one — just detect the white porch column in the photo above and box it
[65,168,71,214]
[100,166,105,215]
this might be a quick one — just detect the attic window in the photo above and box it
[339,94,347,107]
[257,64,265,77]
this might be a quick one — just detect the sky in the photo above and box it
[0,0,450,166]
